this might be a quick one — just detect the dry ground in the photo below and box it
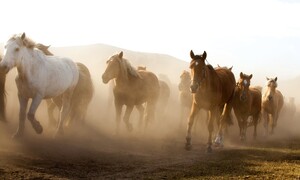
[0,117,299,180]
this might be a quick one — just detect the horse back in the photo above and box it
[138,70,160,100]
[215,68,236,103]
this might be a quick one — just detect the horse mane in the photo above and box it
[207,64,214,70]
[35,43,53,55]
[9,34,36,49]
[119,58,142,80]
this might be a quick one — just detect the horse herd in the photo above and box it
[0,33,286,153]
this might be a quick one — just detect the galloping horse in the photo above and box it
[36,44,94,127]
[0,55,6,122]
[102,52,160,133]
[0,33,79,138]
[233,72,261,141]
[178,70,193,126]
[186,50,236,152]
[262,77,284,135]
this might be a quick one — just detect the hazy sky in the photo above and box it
[0,0,299,81]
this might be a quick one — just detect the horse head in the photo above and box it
[189,50,207,93]
[265,77,278,101]
[102,52,123,84]
[0,33,32,73]
[237,72,252,102]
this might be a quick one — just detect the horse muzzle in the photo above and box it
[0,64,9,74]
[102,74,110,84]
[190,83,199,93]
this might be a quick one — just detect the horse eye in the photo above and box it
[15,48,19,52]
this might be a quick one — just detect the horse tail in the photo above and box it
[69,62,94,125]
[0,71,6,122]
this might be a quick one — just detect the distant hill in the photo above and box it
[49,44,189,84]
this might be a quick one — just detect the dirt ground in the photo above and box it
[0,116,299,180]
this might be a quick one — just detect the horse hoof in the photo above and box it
[206,146,213,153]
[12,131,24,139]
[31,120,43,134]
[185,143,192,151]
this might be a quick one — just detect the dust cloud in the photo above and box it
[0,44,299,175]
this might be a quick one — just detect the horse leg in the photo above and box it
[55,93,72,137]
[13,94,29,138]
[123,105,134,132]
[185,104,200,151]
[46,99,56,128]
[114,101,122,135]
[136,104,144,128]
[235,112,243,141]
[208,109,218,152]
[144,101,156,129]
[262,110,269,136]
[253,114,259,140]
[241,116,248,142]
[27,94,43,134]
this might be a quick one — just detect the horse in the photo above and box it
[232,72,261,141]
[178,70,193,127]
[102,52,160,133]
[0,33,79,138]
[35,44,94,127]
[186,50,236,152]
[0,55,6,122]
[137,66,170,120]
[262,77,284,135]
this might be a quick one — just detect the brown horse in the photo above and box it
[102,52,160,133]
[0,55,6,122]
[36,44,94,127]
[233,72,261,141]
[262,77,284,135]
[186,50,236,152]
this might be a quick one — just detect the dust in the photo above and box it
[0,45,299,179]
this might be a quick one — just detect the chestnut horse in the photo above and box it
[186,50,236,152]
[102,52,160,133]
[233,72,261,141]
[262,77,284,135]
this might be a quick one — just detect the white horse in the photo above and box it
[262,77,284,135]
[0,33,79,138]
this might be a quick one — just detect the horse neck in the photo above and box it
[17,49,41,78]
[201,66,216,91]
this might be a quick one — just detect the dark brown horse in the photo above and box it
[36,44,94,127]
[233,72,261,141]
[0,55,6,122]
[102,52,160,133]
[186,50,236,152]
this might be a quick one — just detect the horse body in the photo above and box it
[102,52,159,133]
[233,72,261,141]
[36,45,94,127]
[0,33,79,138]
[186,50,236,152]
[262,77,284,135]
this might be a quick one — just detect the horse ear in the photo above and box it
[190,50,195,59]
[229,66,233,71]
[249,74,253,79]
[21,32,26,40]
[275,77,277,81]
[202,51,207,60]
[266,77,269,80]
[118,51,123,59]
[240,72,243,78]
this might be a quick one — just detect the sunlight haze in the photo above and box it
[0,0,299,80]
